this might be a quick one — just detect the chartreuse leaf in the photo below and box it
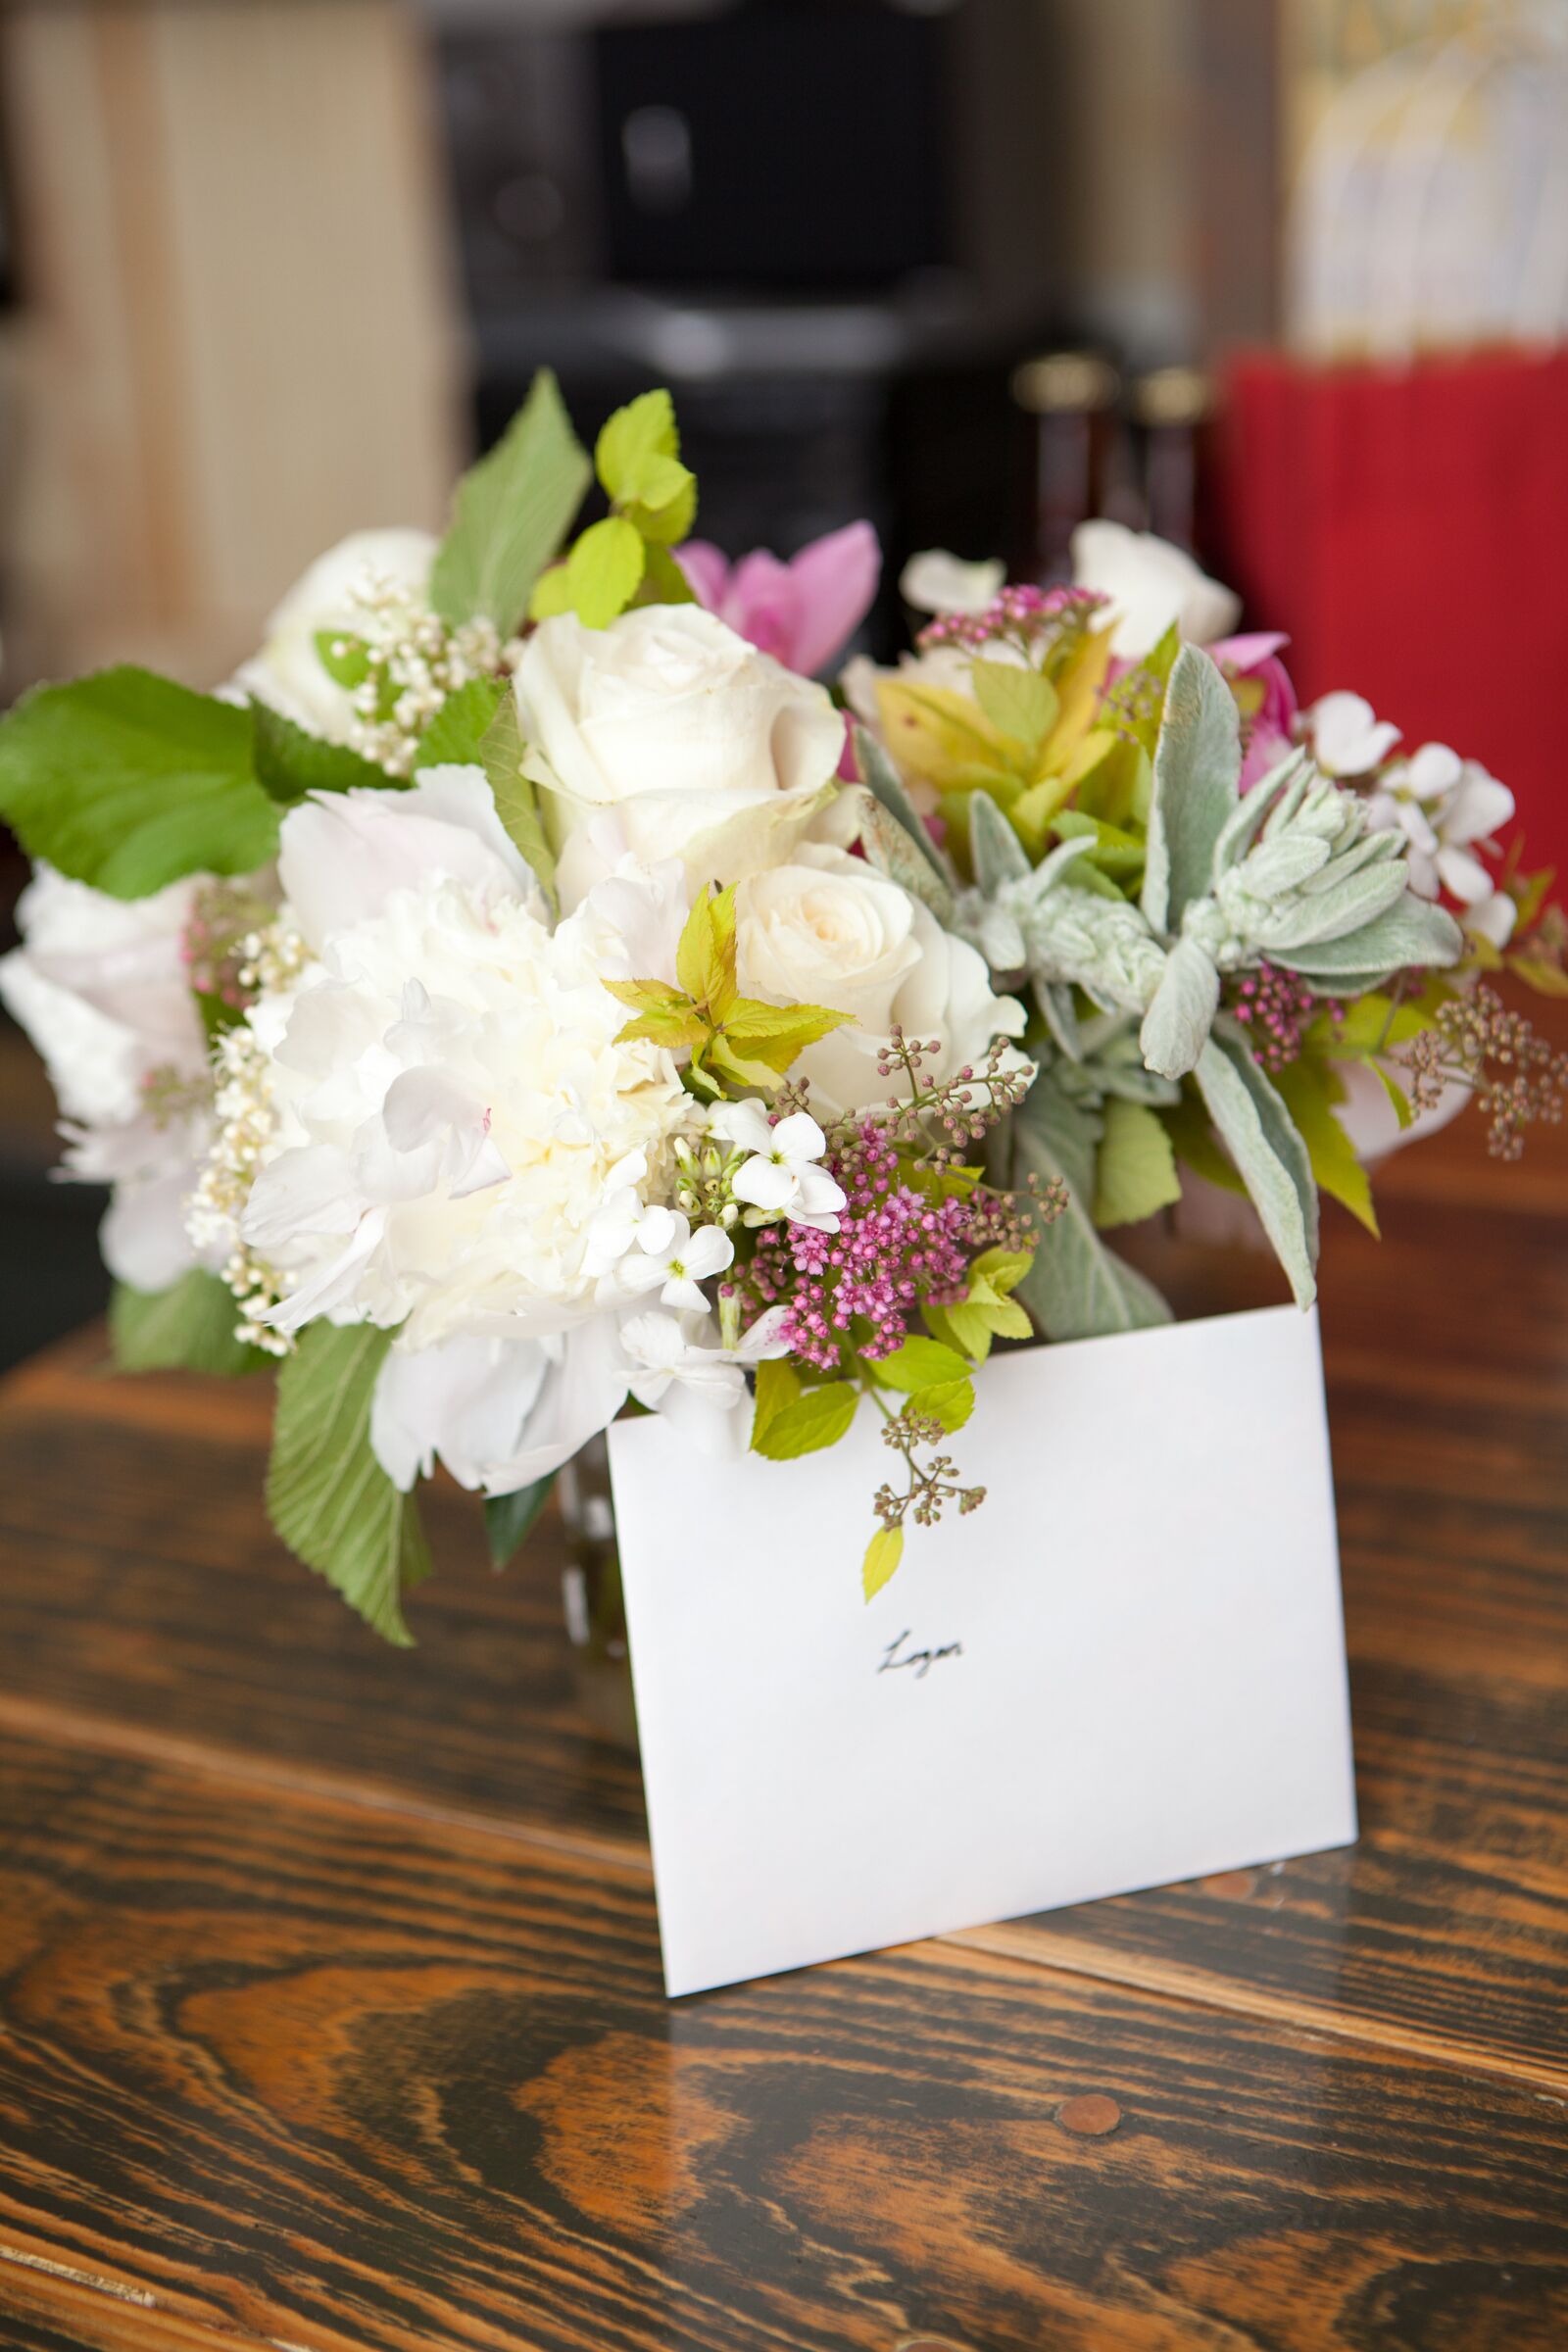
[1272,1054,1379,1237]
[615,888,850,1092]
[870,1337,969,1393]
[479,692,557,909]
[430,368,592,635]
[862,1525,904,1601]
[970,660,1058,753]
[0,667,279,898]
[267,1323,432,1647]
[676,885,739,1018]
[252,704,400,805]
[594,387,697,543]
[1371,1062,1416,1130]
[413,676,506,770]
[1194,1026,1319,1304]
[1093,1097,1182,1228]
[485,1476,556,1570]
[751,1357,801,1449]
[927,1244,1034,1359]
[564,515,647,629]
[910,1377,974,1435]
[875,676,1015,795]
[1143,644,1242,934]
[110,1271,269,1378]
[752,1380,859,1461]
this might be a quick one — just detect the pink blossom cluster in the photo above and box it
[729,1120,975,1371]
[916,583,1105,654]
[1228,961,1334,1072]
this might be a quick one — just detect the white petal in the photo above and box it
[1463,890,1517,949]
[1435,845,1493,906]
[660,1273,713,1316]
[1444,769,1515,845]
[731,1154,798,1211]
[708,1098,776,1156]
[1405,743,1461,799]
[770,1110,827,1164]
[680,1225,736,1281]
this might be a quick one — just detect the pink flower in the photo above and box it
[677,520,881,679]
[1210,631,1298,791]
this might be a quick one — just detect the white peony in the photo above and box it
[1070,519,1240,660]
[0,867,218,1289]
[733,843,1026,1119]
[227,779,697,1351]
[232,527,436,741]
[514,605,845,904]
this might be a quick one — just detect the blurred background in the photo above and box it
[0,0,1564,1367]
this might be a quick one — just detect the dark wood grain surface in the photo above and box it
[0,1027,1563,2349]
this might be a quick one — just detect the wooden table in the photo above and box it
[0,1089,1563,2352]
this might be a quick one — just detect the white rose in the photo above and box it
[514,606,845,904]
[0,867,218,1289]
[734,844,1026,1119]
[233,527,436,741]
[1070,519,1240,660]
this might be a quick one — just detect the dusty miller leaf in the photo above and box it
[1142,644,1242,934]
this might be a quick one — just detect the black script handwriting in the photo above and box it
[878,1629,963,1681]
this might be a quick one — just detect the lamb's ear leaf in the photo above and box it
[1143,644,1242,934]
[429,368,592,635]
[969,787,1031,893]
[1009,1076,1174,1340]
[853,724,957,891]
[1193,1024,1319,1304]
[1269,892,1464,984]
[266,1323,432,1648]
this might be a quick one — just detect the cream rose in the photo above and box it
[233,527,436,741]
[734,843,1027,1119]
[514,606,845,904]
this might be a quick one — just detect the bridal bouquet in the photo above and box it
[3,377,1562,1642]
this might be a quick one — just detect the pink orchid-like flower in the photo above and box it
[1210,631,1298,791]
[677,520,881,679]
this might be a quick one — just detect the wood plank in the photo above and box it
[0,1725,1563,2352]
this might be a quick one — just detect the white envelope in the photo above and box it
[609,1303,1357,1998]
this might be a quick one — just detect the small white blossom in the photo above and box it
[1306,690,1401,778]
[1366,743,1517,945]
[709,1101,847,1230]
[899,549,1005,616]
[617,1209,734,1315]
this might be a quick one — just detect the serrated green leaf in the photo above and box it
[479,692,557,910]
[637,541,699,607]
[1370,1059,1416,1130]
[252,703,400,806]
[862,1524,904,1601]
[413,676,506,771]
[0,666,279,898]
[110,1271,270,1378]
[674,884,738,1016]
[968,1246,1032,1296]
[1093,1096,1183,1229]
[751,1355,802,1449]
[485,1476,556,1569]
[752,1380,859,1460]
[720,996,853,1070]
[910,1376,974,1434]
[429,368,591,635]
[313,629,372,689]
[1142,643,1242,934]
[871,1336,970,1392]
[970,659,1058,752]
[615,1004,711,1050]
[267,1323,431,1646]
[527,564,574,621]
[626,471,698,547]
[565,514,647,629]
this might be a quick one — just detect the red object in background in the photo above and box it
[1216,345,1568,885]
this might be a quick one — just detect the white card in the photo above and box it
[609,1303,1357,1997]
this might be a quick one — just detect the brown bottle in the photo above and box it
[1010,349,1120,585]
[1131,365,1218,561]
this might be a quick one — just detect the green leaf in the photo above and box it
[751,1356,802,1450]
[1165,1086,1248,1195]
[852,725,956,893]
[909,1376,974,1435]
[564,514,647,629]
[266,1323,431,1647]
[252,703,400,806]
[479,692,557,909]
[1093,1096,1183,1229]
[484,1476,556,1570]
[595,388,679,505]
[871,1336,970,1392]
[970,660,1058,752]
[720,996,853,1072]
[1194,1026,1319,1305]
[752,1380,859,1460]
[1142,643,1242,934]
[109,1271,270,1378]
[862,1525,904,1601]
[967,1246,1032,1296]
[614,1004,712,1050]
[626,471,698,547]
[1370,1060,1416,1131]
[1010,1077,1173,1341]
[637,542,699,607]
[428,368,592,635]
[412,676,506,771]
[1271,893,1464,987]
[0,666,279,898]
[527,564,574,621]
[1272,1054,1379,1237]
[313,629,372,689]
[676,884,738,1015]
